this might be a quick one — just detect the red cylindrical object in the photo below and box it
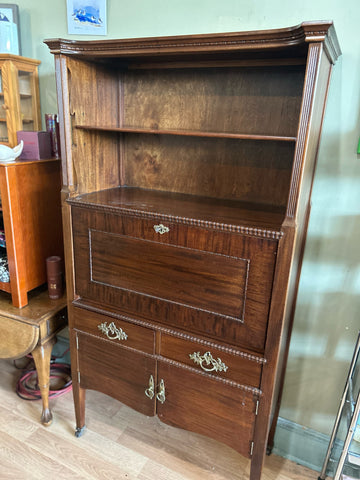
[46,256,63,299]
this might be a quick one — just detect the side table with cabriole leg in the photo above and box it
[0,287,67,425]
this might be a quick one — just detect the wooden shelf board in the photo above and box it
[68,186,286,239]
[75,125,297,143]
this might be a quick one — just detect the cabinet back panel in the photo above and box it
[124,135,294,206]
[123,67,304,136]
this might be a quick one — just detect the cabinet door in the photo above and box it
[17,68,39,133]
[156,361,257,458]
[76,331,156,416]
[0,66,9,143]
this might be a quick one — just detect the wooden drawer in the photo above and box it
[160,333,263,388]
[72,306,155,354]
[157,360,257,457]
[76,331,156,416]
[72,206,277,351]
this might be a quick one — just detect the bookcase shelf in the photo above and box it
[76,125,297,142]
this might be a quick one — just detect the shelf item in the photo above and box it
[0,55,41,147]
[0,159,63,307]
[0,250,9,282]
[45,21,341,480]
[0,229,5,248]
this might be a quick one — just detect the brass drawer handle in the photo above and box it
[145,375,155,400]
[153,224,169,234]
[156,379,166,404]
[189,351,228,373]
[97,321,128,341]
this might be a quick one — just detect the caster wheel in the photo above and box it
[75,425,86,438]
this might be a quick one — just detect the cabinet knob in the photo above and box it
[145,375,155,400]
[153,224,169,235]
[189,351,228,373]
[97,321,128,341]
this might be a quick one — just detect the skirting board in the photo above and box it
[273,416,332,473]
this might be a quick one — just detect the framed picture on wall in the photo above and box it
[67,0,107,35]
[0,3,21,55]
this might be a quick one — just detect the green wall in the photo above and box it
[13,0,360,462]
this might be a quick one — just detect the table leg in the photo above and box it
[31,337,56,426]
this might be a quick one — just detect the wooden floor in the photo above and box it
[0,358,317,480]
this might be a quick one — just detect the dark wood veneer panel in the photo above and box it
[72,306,155,354]
[90,230,248,320]
[123,67,304,137]
[77,332,156,416]
[124,136,294,207]
[72,205,277,351]
[160,333,262,387]
[157,361,256,456]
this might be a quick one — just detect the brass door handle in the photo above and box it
[189,351,228,373]
[97,321,128,341]
[156,378,166,404]
[145,375,155,399]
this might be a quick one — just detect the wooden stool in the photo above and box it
[0,287,67,425]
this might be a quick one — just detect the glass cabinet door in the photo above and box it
[18,69,36,132]
[0,68,9,143]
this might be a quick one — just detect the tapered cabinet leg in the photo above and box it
[73,379,86,437]
[31,337,56,426]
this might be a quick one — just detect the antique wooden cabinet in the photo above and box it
[45,22,340,479]
[0,55,41,147]
[0,159,63,307]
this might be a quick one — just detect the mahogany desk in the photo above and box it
[0,287,67,425]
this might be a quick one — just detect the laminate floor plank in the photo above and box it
[0,407,39,441]
[0,359,319,480]
[0,430,85,479]
[27,427,141,480]
[0,454,39,480]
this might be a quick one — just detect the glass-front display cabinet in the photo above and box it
[0,55,41,147]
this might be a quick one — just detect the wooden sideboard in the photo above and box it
[45,21,341,479]
[0,158,63,307]
[0,287,67,425]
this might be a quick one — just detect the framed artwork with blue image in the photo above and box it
[67,0,107,35]
[0,3,21,55]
